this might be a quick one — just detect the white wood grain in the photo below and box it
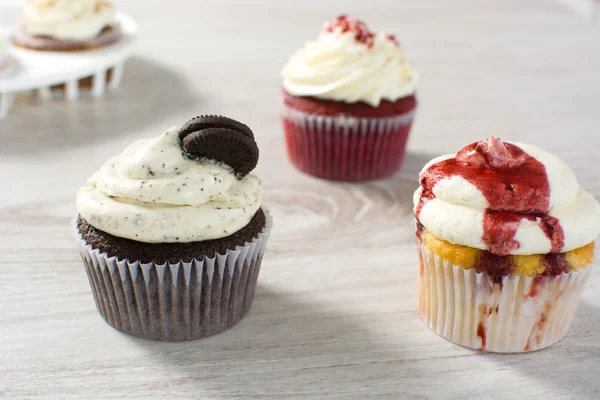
[1,0,600,399]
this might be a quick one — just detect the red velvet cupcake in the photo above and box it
[281,15,419,181]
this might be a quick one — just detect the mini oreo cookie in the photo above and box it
[180,115,255,139]
[179,115,259,177]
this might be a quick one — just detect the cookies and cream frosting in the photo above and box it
[414,137,600,255]
[22,0,117,41]
[76,127,262,243]
[281,15,418,107]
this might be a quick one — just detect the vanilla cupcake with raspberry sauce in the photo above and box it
[415,137,600,352]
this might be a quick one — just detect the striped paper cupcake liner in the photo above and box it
[74,209,272,341]
[282,106,415,182]
[418,241,593,353]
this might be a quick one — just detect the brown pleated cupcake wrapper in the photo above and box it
[418,241,593,353]
[74,209,272,341]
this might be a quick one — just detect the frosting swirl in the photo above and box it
[22,0,117,41]
[414,137,600,255]
[76,127,262,243]
[281,15,418,107]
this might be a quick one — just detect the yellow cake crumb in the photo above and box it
[421,230,478,269]
[419,229,595,276]
[512,255,544,276]
[564,242,595,271]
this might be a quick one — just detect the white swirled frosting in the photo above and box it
[281,15,418,107]
[23,0,117,41]
[77,127,262,243]
[414,138,600,255]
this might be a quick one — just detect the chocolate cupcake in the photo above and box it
[281,15,418,181]
[415,137,600,352]
[12,0,122,52]
[74,116,272,341]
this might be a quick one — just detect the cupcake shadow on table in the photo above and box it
[122,285,465,397]
[0,57,195,155]
[490,301,600,394]
[112,176,450,396]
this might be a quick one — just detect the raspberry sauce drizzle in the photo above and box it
[415,190,434,223]
[417,138,564,255]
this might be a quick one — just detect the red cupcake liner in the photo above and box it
[282,105,415,181]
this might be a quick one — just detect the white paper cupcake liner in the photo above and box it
[74,209,272,341]
[282,105,416,181]
[418,241,593,353]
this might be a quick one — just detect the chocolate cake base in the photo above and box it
[77,208,266,264]
[12,25,122,52]
[75,208,271,341]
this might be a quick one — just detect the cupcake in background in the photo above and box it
[12,0,121,51]
[281,15,418,181]
[74,115,272,341]
[415,137,600,352]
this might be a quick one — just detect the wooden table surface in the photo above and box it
[1,1,600,398]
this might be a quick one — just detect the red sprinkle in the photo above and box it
[325,15,377,48]
[386,33,399,46]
